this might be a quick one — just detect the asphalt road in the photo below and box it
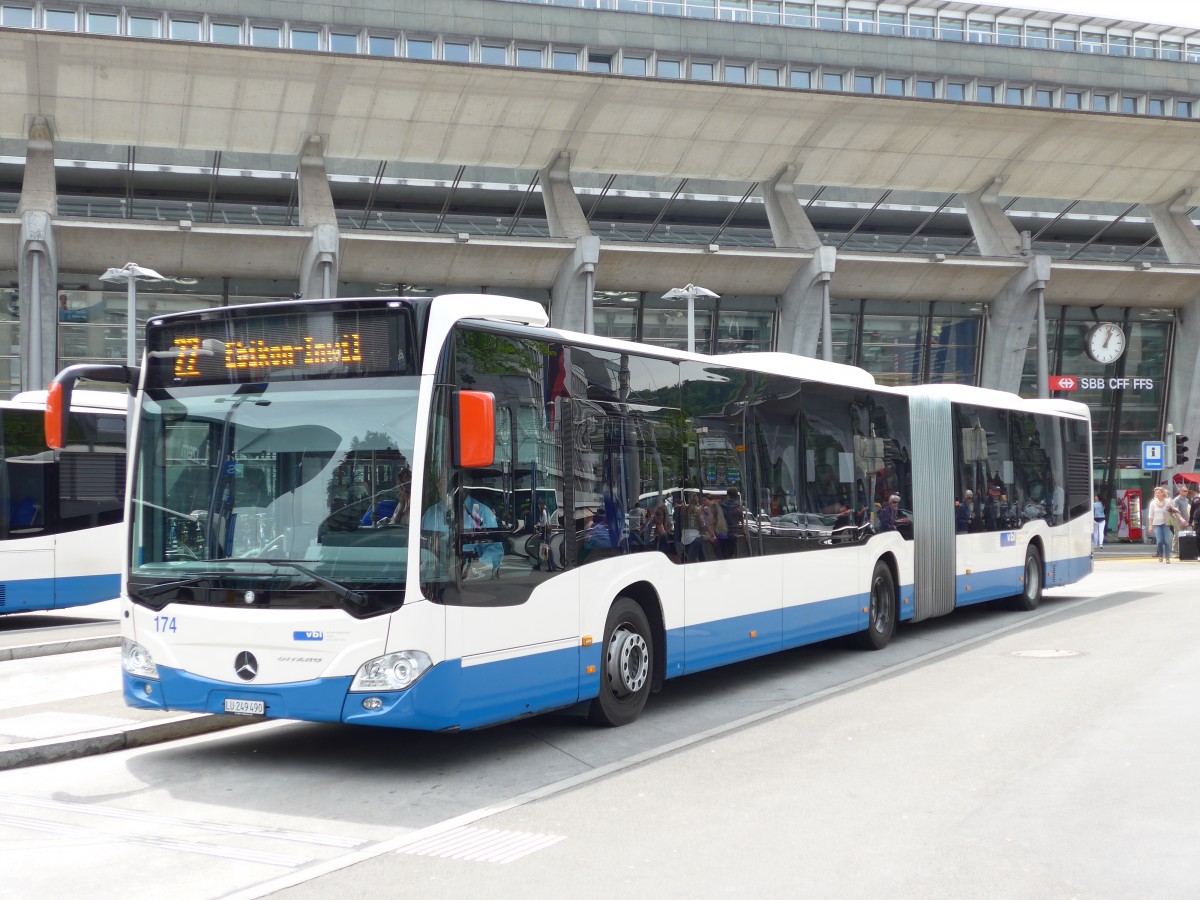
[1,561,1196,900]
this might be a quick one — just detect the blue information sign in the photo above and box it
[1142,441,1165,471]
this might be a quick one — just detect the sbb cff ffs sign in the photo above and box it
[1049,376,1155,391]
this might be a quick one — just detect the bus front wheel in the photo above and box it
[588,596,653,727]
[1011,545,1043,611]
[856,560,896,650]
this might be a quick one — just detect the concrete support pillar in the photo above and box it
[962,177,1023,258]
[978,255,1052,393]
[550,236,600,333]
[776,246,837,357]
[296,135,340,299]
[17,117,59,391]
[1147,189,1200,457]
[540,151,592,240]
[759,165,821,250]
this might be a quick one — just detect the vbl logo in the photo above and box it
[293,630,324,641]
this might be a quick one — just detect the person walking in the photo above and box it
[1092,493,1106,547]
[1147,486,1175,563]
[1172,483,1191,557]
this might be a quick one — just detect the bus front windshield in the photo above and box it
[131,377,421,614]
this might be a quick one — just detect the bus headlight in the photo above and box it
[349,650,432,692]
[122,639,159,679]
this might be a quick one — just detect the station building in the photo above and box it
[4,0,1200,504]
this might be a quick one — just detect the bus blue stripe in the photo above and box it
[0,573,119,613]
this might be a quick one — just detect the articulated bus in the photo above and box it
[1,390,125,613]
[46,295,1093,729]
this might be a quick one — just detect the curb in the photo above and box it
[0,712,251,771]
[0,635,122,662]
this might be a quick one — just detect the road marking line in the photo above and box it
[399,826,566,864]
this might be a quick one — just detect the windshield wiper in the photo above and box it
[135,571,234,600]
[131,499,200,522]
[233,559,369,608]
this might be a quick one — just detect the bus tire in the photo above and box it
[856,560,896,650]
[588,596,654,727]
[1011,544,1043,611]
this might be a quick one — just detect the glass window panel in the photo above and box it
[968,20,993,44]
[1081,31,1105,53]
[1036,89,1054,108]
[910,15,934,39]
[860,315,925,387]
[44,9,76,30]
[928,317,978,384]
[946,82,965,101]
[848,9,875,34]
[916,80,936,99]
[1149,98,1165,116]
[816,6,842,31]
[1161,41,1182,60]
[757,67,779,86]
[725,65,746,84]
[1026,26,1049,49]
[854,75,875,93]
[822,72,843,91]
[1121,96,1138,113]
[1006,87,1025,105]
[692,61,714,80]
[752,1,780,26]
[885,77,905,97]
[552,50,577,70]
[1093,94,1110,111]
[86,12,118,34]
[1064,91,1082,109]
[251,26,279,47]
[170,19,199,41]
[330,32,358,54]
[977,85,995,103]
[715,310,772,354]
[481,43,507,65]
[1188,42,1200,63]
[211,23,241,45]
[790,70,811,89]
[782,5,811,28]
[407,38,434,59]
[1178,100,1193,118]
[878,12,903,36]
[1134,38,1156,58]
[593,306,638,341]
[445,41,470,62]
[940,17,964,42]
[996,23,1021,47]
[290,29,318,51]
[624,56,647,75]
[128,15,159,37]
[1108,35,1130,56]
[518,47,543,67]
[689,0,717,19]
[587,53,612,73]
[658,59,681,78]
[368,35,396,57]
[1053,29,1076,52]
[642,309,712,352]
[1,6,34,27]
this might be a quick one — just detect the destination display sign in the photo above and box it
[145,303,414,387]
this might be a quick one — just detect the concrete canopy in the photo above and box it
[5,30,1200,207]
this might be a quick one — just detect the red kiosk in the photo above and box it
[1116,489,1142,542]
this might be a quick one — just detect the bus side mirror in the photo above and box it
[45,380,72,449]
[456,390,495,468]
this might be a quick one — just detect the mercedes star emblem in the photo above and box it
[234,651,258,681]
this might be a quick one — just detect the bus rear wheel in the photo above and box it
[588,596,653,727]
[1011,544,1043,611]
[855,561,896,650]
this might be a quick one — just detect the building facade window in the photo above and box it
[624,56,647,75]
[658,58,681,78]
[1025,26,1049,49]
[757,67,779,86]
[848,8,874,34]
[790,70,811,89]
[978,84,996,103]
[210,22,241,44]
[128,15,160,37]
[1178,100,1193,118]
[692,61,715,80]
[1121,96,1139,114]
[588,52,612,73]
[939,16,964,42]
[1053,29,1076,51]
[290,29,319,51]
[518,47,544,68]
[86,11,118,34]
[407,37,435,59]
[44,8,76,30]
[169,18,199,41]
[885,77,905,96]
[1006,86,1026,105]
[251,25,280,48]
[816,6,842,31]
[1148,98,1165,115]
[968,20,993,44]
[481,43,507,65]
[997,23,1021,47]
[0,5,34,27]
[445,41,471,62]
[1035,89,1054,108]
[916,79,936,99]
[822,72,844,91]
[1093,94,1110,112]
[330,32,358,53]
[725,64,747,83]
[1064,91,1082,109]
[946,82,965,101]
[878,12,903,36]
[909,14,934,39]
[368,35,396,57]
[552,49,578,71]
[854,74,875,93]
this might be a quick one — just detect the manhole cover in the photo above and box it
[1010,649,1082,659]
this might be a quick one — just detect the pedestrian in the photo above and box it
[880,494,909,532]
[955,490,975,534]
[1147,486,1176,563]
[1172,483,1191,557]
[1092,493,1106,547]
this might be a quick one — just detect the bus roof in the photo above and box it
[894,382,1090,419]
[8,389,127,412]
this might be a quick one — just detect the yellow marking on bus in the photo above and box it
[749,630,757,638]
[581,636,593,647]
[586,665,596,675]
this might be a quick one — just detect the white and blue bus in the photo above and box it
[47,295,1093,728]
[2,390,125,613]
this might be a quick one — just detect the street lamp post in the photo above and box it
[99,262,167,367]
[662,284,719,354]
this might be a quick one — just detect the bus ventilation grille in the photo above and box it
[0,584,6,606]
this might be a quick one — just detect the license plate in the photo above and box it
[224,698,265,716]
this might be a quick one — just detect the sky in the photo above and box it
[1007,1,1200,28]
